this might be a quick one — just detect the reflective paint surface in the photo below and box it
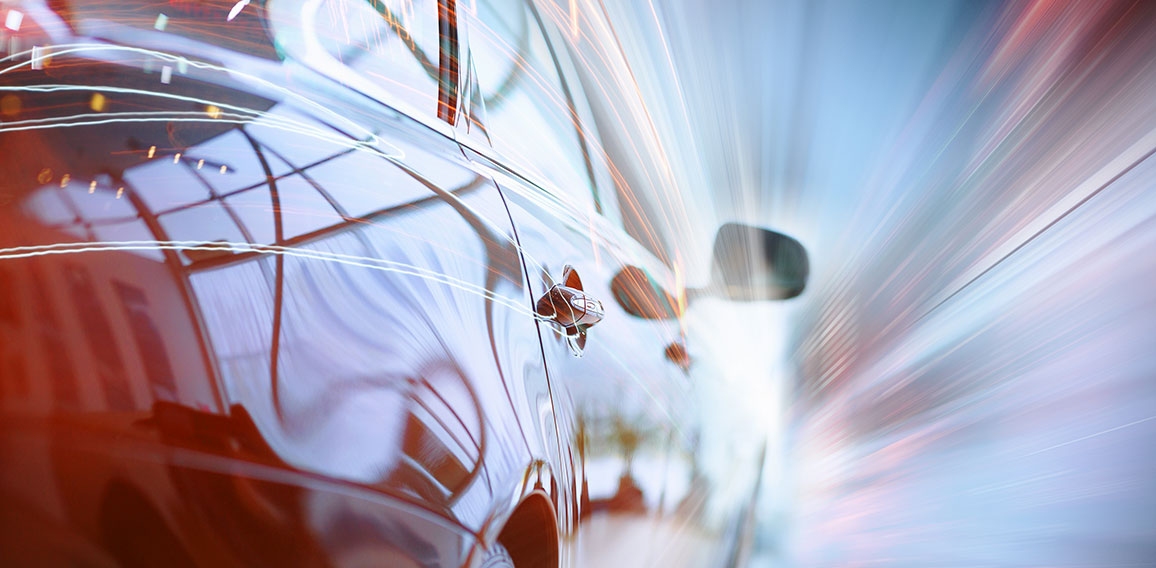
[0,1,767,566]
[0,45,539,563]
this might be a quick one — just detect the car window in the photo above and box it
[268,0,456,124]
[466,0,600,215]
[27,0,459,127]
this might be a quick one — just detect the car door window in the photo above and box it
[268,0,456,125]
[466,0,600,215]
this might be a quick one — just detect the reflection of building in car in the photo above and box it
[0,0,808,566]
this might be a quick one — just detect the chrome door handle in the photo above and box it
[535,266,604,354]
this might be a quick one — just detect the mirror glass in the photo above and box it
[710,223,809,300]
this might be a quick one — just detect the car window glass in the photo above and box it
[268,0,448,123]
[468,0,597,214]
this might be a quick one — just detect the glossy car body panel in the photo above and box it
[0,0,763,566]
[1,36,556,566]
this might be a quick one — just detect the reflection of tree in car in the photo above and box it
[575,405,664,515]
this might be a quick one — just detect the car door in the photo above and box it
[457,0,699,558]
[0,10,554,563]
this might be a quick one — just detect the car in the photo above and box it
[0,0,808,566]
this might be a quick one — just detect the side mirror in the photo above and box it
[706,223,808,301]
[610,223,808,320]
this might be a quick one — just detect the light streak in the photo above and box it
[29,45,44,69]
[570,0,579,38]
[1026,415,1156,457]
[0,43,386,150]
[0,110,392,159]
[227,0,251,22]
[0,241,534,316]
[2,65,402,169]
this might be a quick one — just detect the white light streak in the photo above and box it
[227,0,250,22]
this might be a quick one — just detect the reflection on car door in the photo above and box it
[460,0,700,556]
[0,44,553,563]
[173,105,551,532]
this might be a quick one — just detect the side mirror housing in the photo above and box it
[707,223,808,301]
[610,266,684,320]
[610,224,808,320]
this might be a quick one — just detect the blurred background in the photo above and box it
[594,0,1156,565]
